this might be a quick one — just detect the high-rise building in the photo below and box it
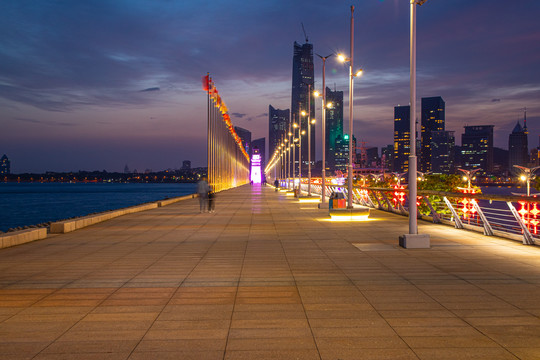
[334,134,356,175]
[394,105,411,172]
[493,147,509,175]
[366,147,379,168]
[291,41,315,171]
[251,137,266,178]
[430,131,454,174]
[461,125,494,174]
[508,119,528,175]
[234,126,252,157]
[381,145,393,171]
[268,105,289,163]
[420,96,445,173]
[325,87,343,173]
[0,154,10,175]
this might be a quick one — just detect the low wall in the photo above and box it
[157,194,198,207]
[50,202,159,234]
[0,228,47,249]
[1,193,197,249]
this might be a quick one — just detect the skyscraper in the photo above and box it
[325,87,343,173]
[0,154,10,175]
[335,134,356,175]
[461,125,494,174]
[234,126,252,157]
[291,41,315,171]
[381,145,393,171]
[430,131,455,174]
[394,105,411,172]
[420,96,445,173]
[508,118,529,175]
[268,105,289,163]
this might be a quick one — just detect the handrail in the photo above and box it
[294,182,539,245]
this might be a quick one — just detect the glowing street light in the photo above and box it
[514,165,540,196]
[458,168,482,190]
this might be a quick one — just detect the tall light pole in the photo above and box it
[338,22,363,208]
[316,53,333,205]
[337,6,363,209]
[287,122,293,189]
[400,0,430,248]
[307,84,313,196]
[293,120,299,190]
[347,5,355,210]
[299,109,305,194]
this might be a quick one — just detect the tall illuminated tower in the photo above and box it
[291,41,315,171]
[394,105,411,172]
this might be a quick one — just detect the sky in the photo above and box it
[1,0,539,173]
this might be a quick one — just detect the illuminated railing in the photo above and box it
[295,182,539,245]
[203,74,250,192]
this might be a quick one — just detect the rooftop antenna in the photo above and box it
[301,22,309,43]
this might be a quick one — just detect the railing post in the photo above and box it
[422,196,441,223]
[443,197,464,229]
[507,202,535,245]
[473,201,494,236]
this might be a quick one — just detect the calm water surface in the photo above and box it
[0,182,196,232]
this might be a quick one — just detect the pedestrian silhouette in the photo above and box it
[197,177,210,213]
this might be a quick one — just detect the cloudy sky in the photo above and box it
[1,0,539,173]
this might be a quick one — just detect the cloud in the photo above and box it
[232,112,247,118]
[15,117,75,127]
[492,99,501,102]
[140,87,160,92]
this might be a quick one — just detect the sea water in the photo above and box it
[0,182,196,232]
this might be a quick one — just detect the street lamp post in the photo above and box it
[458,168,482,190]
[299,109,305,194]
[513,165,540,196]
[293,121,299,191]
[307,84,313,196]
[337,6,363,209]
[400,0,430,248]
[347,5,354,210]
[316,53,333,205]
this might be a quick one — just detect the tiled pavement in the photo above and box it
[1,184,540,359]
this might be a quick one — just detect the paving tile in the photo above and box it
[224,350,320,360]
[1,185,540,359]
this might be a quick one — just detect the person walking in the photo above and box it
[197,177,210,213]
[208,185,215,213]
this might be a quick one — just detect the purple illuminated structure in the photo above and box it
[251,149,262,184]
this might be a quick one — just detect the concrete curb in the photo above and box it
[1,193,197,249]
[50,202,159,234]
[0,228,47,249]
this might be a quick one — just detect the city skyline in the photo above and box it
[1,1,539,173]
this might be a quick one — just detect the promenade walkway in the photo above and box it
[1,184,540,359]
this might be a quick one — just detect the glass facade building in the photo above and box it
[291,41,315,172]
[393,105,411,172]
[420,96,445,173]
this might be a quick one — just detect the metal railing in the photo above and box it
[291,181,539,245]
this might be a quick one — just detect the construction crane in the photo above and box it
[301,22,309,43]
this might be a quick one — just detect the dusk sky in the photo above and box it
[1,0,539,173]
